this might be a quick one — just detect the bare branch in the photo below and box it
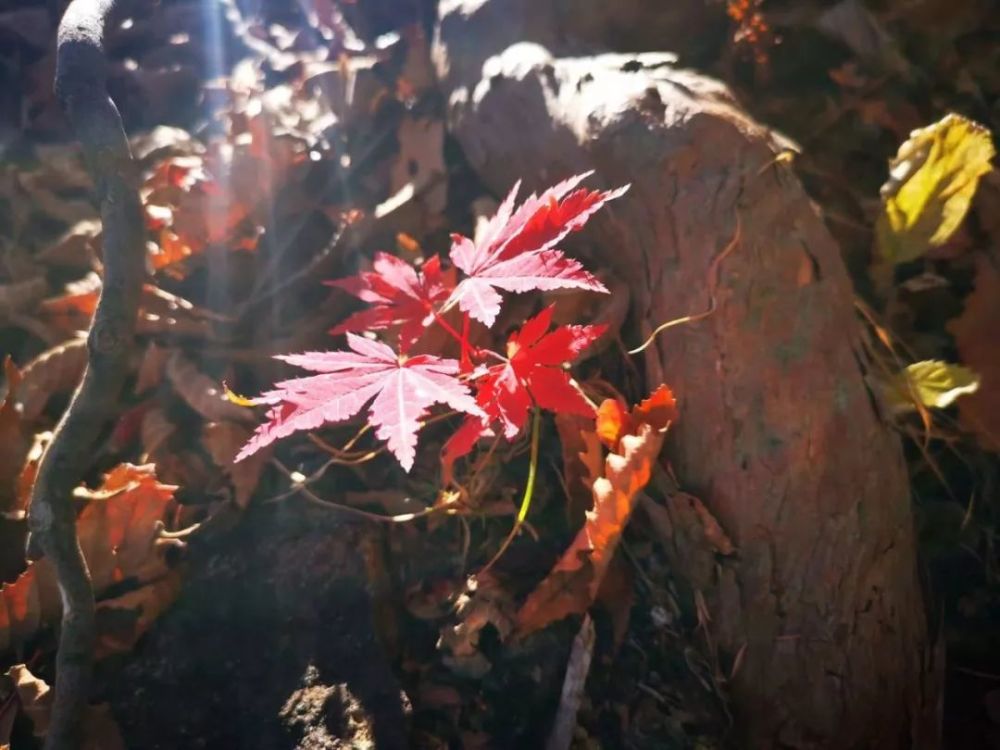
[26,1,144,747]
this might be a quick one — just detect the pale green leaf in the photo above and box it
[876,113,995,264]
[882,360,980,413]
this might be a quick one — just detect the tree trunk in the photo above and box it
[433,1,942,747]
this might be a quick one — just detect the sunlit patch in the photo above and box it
[199,0,236,336]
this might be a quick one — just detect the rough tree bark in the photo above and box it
[433,1,941,747]
[25,1,144,747]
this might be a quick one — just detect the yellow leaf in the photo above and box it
[883,360,980,413]
[222,381,257,407]
[876,113,995,263]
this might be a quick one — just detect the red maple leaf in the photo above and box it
[447,172,628,326]
[327,253,455,350]
[236,333,483,471]
[442,305,606,471]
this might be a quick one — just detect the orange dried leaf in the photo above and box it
[95,571,183,657]
[4,664,126,749]
[79,463,177,587]
[151,228,195,270]
[595,398,630,450]
[595,553,634,650]
[6,664,49,736]
[554,413,603,525]
[516,390,672,636]
[1,463,177,654]
[0,566,47,654]
[37,274,101,335]
[631,383,678,431]
[396,232,421,254]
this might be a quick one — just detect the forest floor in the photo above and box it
[1,0,998,748]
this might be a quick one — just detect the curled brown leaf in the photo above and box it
[516,385,674,636]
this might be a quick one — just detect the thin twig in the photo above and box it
[628,215,741,355]
[25,2,145,747]
[267,458,456,523]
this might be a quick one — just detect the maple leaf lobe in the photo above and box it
[447,175,626,326]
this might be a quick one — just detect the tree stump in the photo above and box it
[433,1,941,746]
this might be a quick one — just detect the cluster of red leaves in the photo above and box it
[236,173,627,472]
[441,305,606,478]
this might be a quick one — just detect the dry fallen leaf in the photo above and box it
[152,227,196,271]
[36,272,101,336]
[79,463,178,587]
[3,664,126,750]
[595,398,630,449]
[516,385,675,636]
[554,412,603,526]
[877,113,995,263]
[95,571,183,658]
[35,219,101,271]
[1,463,177,653]
[594,552,634,650]
[438,574,516,678]
[202,421,269,508]
[880,359,980,414]
[38,276,222,341]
